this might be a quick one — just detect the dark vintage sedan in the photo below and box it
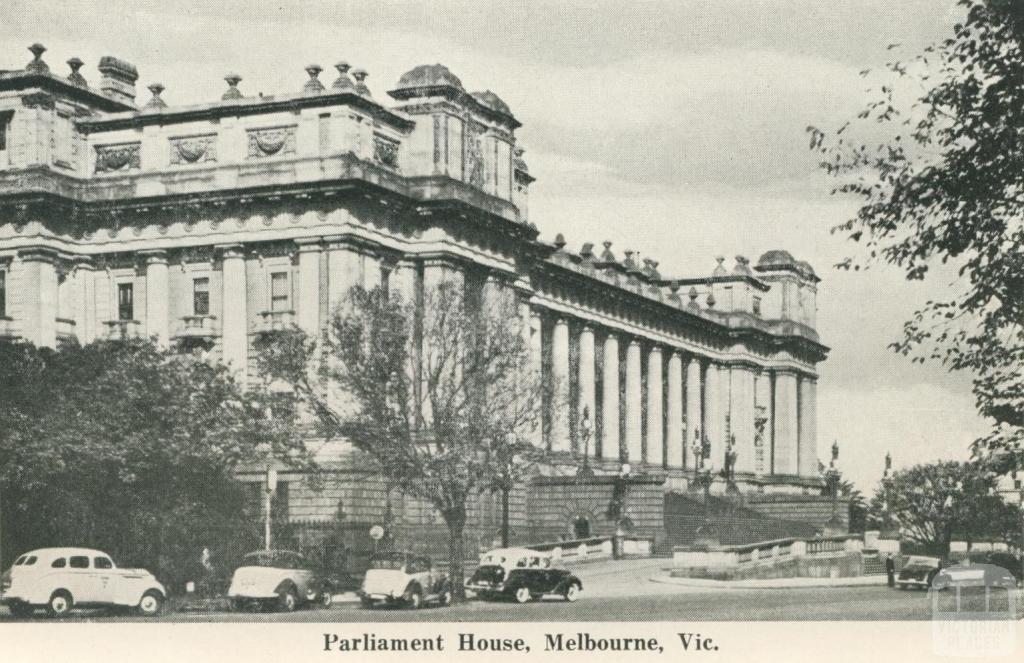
[896,556,941,590]
[466,547,582,603]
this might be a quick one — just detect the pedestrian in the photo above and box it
[885,553,896,588]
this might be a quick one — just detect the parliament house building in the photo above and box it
[0,44,833,554]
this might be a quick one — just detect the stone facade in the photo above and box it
[0,45,829,546]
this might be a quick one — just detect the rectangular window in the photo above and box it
[193,277,210,316]
[94,556,113,569]
[0,270,6,317]
[69,556,89,569]
[118,282,134,321]
[270,271,290,312]
[0,111,10,152]
[752,296,762,316]
[54,113,73,166]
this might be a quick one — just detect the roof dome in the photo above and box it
[756,249,797,270]
[395,63,464,91]
[471,89,512,116]
[796,260,816,277]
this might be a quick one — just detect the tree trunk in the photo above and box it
[501,487,510,548]
[445,510,467,601]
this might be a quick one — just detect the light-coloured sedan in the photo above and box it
[0,547,167,618]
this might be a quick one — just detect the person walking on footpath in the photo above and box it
[885,553,896,588]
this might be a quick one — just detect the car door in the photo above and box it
[292,553,315,599]
[66,555,103,604]
[92,555,117,605]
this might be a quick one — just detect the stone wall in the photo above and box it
[525,474,666,546]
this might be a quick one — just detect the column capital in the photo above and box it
[72,255,96,270]
[648,345,663,356]
[294,237,324,253]
[139,249,169,265]
[216,243,246,260]
[580,325,594,335]
[723,359,760,372]
[554,317,569,327]
[628,338,641,349]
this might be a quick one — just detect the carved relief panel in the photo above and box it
[170,134,217,165]
[246,126,296,158]
[95,142,141,173]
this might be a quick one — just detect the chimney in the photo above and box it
[97,56,139,105]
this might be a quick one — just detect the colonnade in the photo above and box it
[522,307,819,479]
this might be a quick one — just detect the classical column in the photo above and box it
[142,250,169,346]
[220,245,248,382]
[685,357,703,470]
[421,259,465,428]
[326,238,362,309]
[18,248,59,348]
[602,333,620,460]
[754,372,772,476]
[295,239,322,336]
[578,326,597,458]
[729,363,756,474]
[704,363,724,472]
[798,376,819,477]
[625,340,642,463]
[646,347,664,467]
[550,318,571,452]
[666,352,684,468]
[529,310,544,447]
[389,259,418,303]
[75,258,96,343]
[773,370,799,476]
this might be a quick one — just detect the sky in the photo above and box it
[2,0,988,493]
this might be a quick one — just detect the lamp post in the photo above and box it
[255,438,276,552]
[577,406,594,478]
[822,441,842,532]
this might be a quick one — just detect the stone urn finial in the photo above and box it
[145,83,167,109]
[304,64,325,94]
[351,68,371,96]
[66,57,86,86]
[27,43,49,73]
[222,73,243,100]
[332,61,354,90]
[553,233,567,250]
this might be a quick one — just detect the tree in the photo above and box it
[256,282,548,600]
[868,460,1007,553]
[0,338,307,588]
[808,0,1024,473]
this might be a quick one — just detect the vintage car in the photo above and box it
[896,555,941,590]
[0,547,166,618]
[466,547,582,603]
[931,561,1018,592]
[227,550,332,612]
[358,552,451,609]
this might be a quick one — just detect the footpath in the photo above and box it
[650,573,888,590]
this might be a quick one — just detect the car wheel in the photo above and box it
[438,587,453,607]
[404,587,423,610]
[9,602,34,618]
[137,591,164,617]
[319,589,333,609]
[278,586,299,613]
[47,590,73,618]
[563,583,581,602]
[514,586,532,604]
